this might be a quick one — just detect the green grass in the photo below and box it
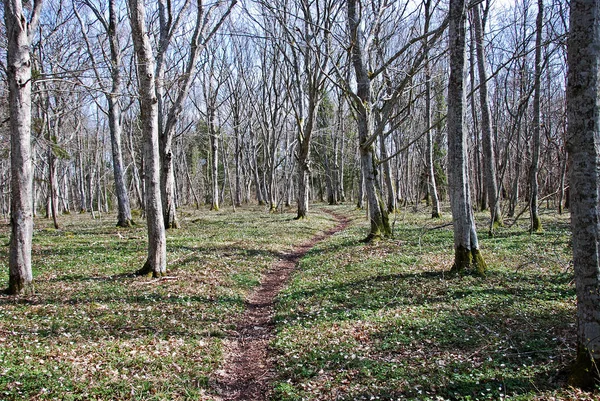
[272,205,587,401]
[0,206,336,400]
[0,204,593,400]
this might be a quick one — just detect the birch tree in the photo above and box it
[566,0,600,388]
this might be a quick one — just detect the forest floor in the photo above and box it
[0,203,596,400]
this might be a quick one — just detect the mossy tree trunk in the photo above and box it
[128,0,167,278]
[566,0,600,389]
[447,0,486,275]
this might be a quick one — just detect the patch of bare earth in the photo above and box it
[214,212,350,401]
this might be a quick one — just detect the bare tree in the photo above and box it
[566,0,600,389]
[156,0,236,228]
[4,0,43,295]
[347,0,390,241]
[127,0,167,277]
[447,0,486,274]
[472,2,502,230]
[529,0,544,232]
[76,0,134,227]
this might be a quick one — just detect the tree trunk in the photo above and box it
[296,145,310,219]
[447,0,486,275]
[529,0,544,233]
[4,0,41,295]
[348,0,390,241]
[106,0,133,228]
[424,0,440,219]
[566,0,600,389]
[48,148,59,229]
[210,107,220,211]
[128,0,167,277]
[473,4,502,229]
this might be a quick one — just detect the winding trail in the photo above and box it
[215,211,350,400]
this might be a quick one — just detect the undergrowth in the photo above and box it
[0,206,335,400]
[272,205,590,400]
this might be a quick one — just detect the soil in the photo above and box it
[214,211,351,400]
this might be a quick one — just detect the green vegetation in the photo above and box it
[0,207,335,400]
[273,206,585,400]
[0,205,593,400]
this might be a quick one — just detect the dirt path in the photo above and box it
[214,211,350,401]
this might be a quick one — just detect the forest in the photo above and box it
[1,0,600,399]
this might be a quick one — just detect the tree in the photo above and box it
[127,0,167,277]
[76,0,135,227]
[4,0,43,295]
[347,0,390,241]
[447,0,486,274]
[424,0,441,218]
[472,1,502,229]
[566,0,600,389]
[155,0,236,228]
[529,0,544,232]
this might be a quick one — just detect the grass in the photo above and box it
[0,203,594,400]
[272,205,590,400]
[0,206,336,400]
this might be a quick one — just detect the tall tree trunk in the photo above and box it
[447,0,486,274]
[473,3,502,229]
[48,148,59,229]
[529,0,544,233]
[348,0,390,241]
[566,0,600,389]
[296,140,310,219]
[424,0,440,218]
[210,106,220,211]
[128,0,167,277]
[4,0,41,295]
[106,0,133,228]
[558,151,567,214]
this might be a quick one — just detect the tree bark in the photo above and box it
[566,0,600,389]
[424,0,440,218]
[107,0,134,228]
[472,3,502,229]
[529,0,544,233]
[4,0,42,295]
[348,0,391,241]
[447,0,486,274]
[128,0,167,277]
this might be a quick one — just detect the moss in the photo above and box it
[530,216,542,233]
[568,346,600,390]
[116,218,135,228]
[431,211,441,218]
[451,245,472,273]
[472,248,487,276]
[450,246,486,276]
[378,198,392,237]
